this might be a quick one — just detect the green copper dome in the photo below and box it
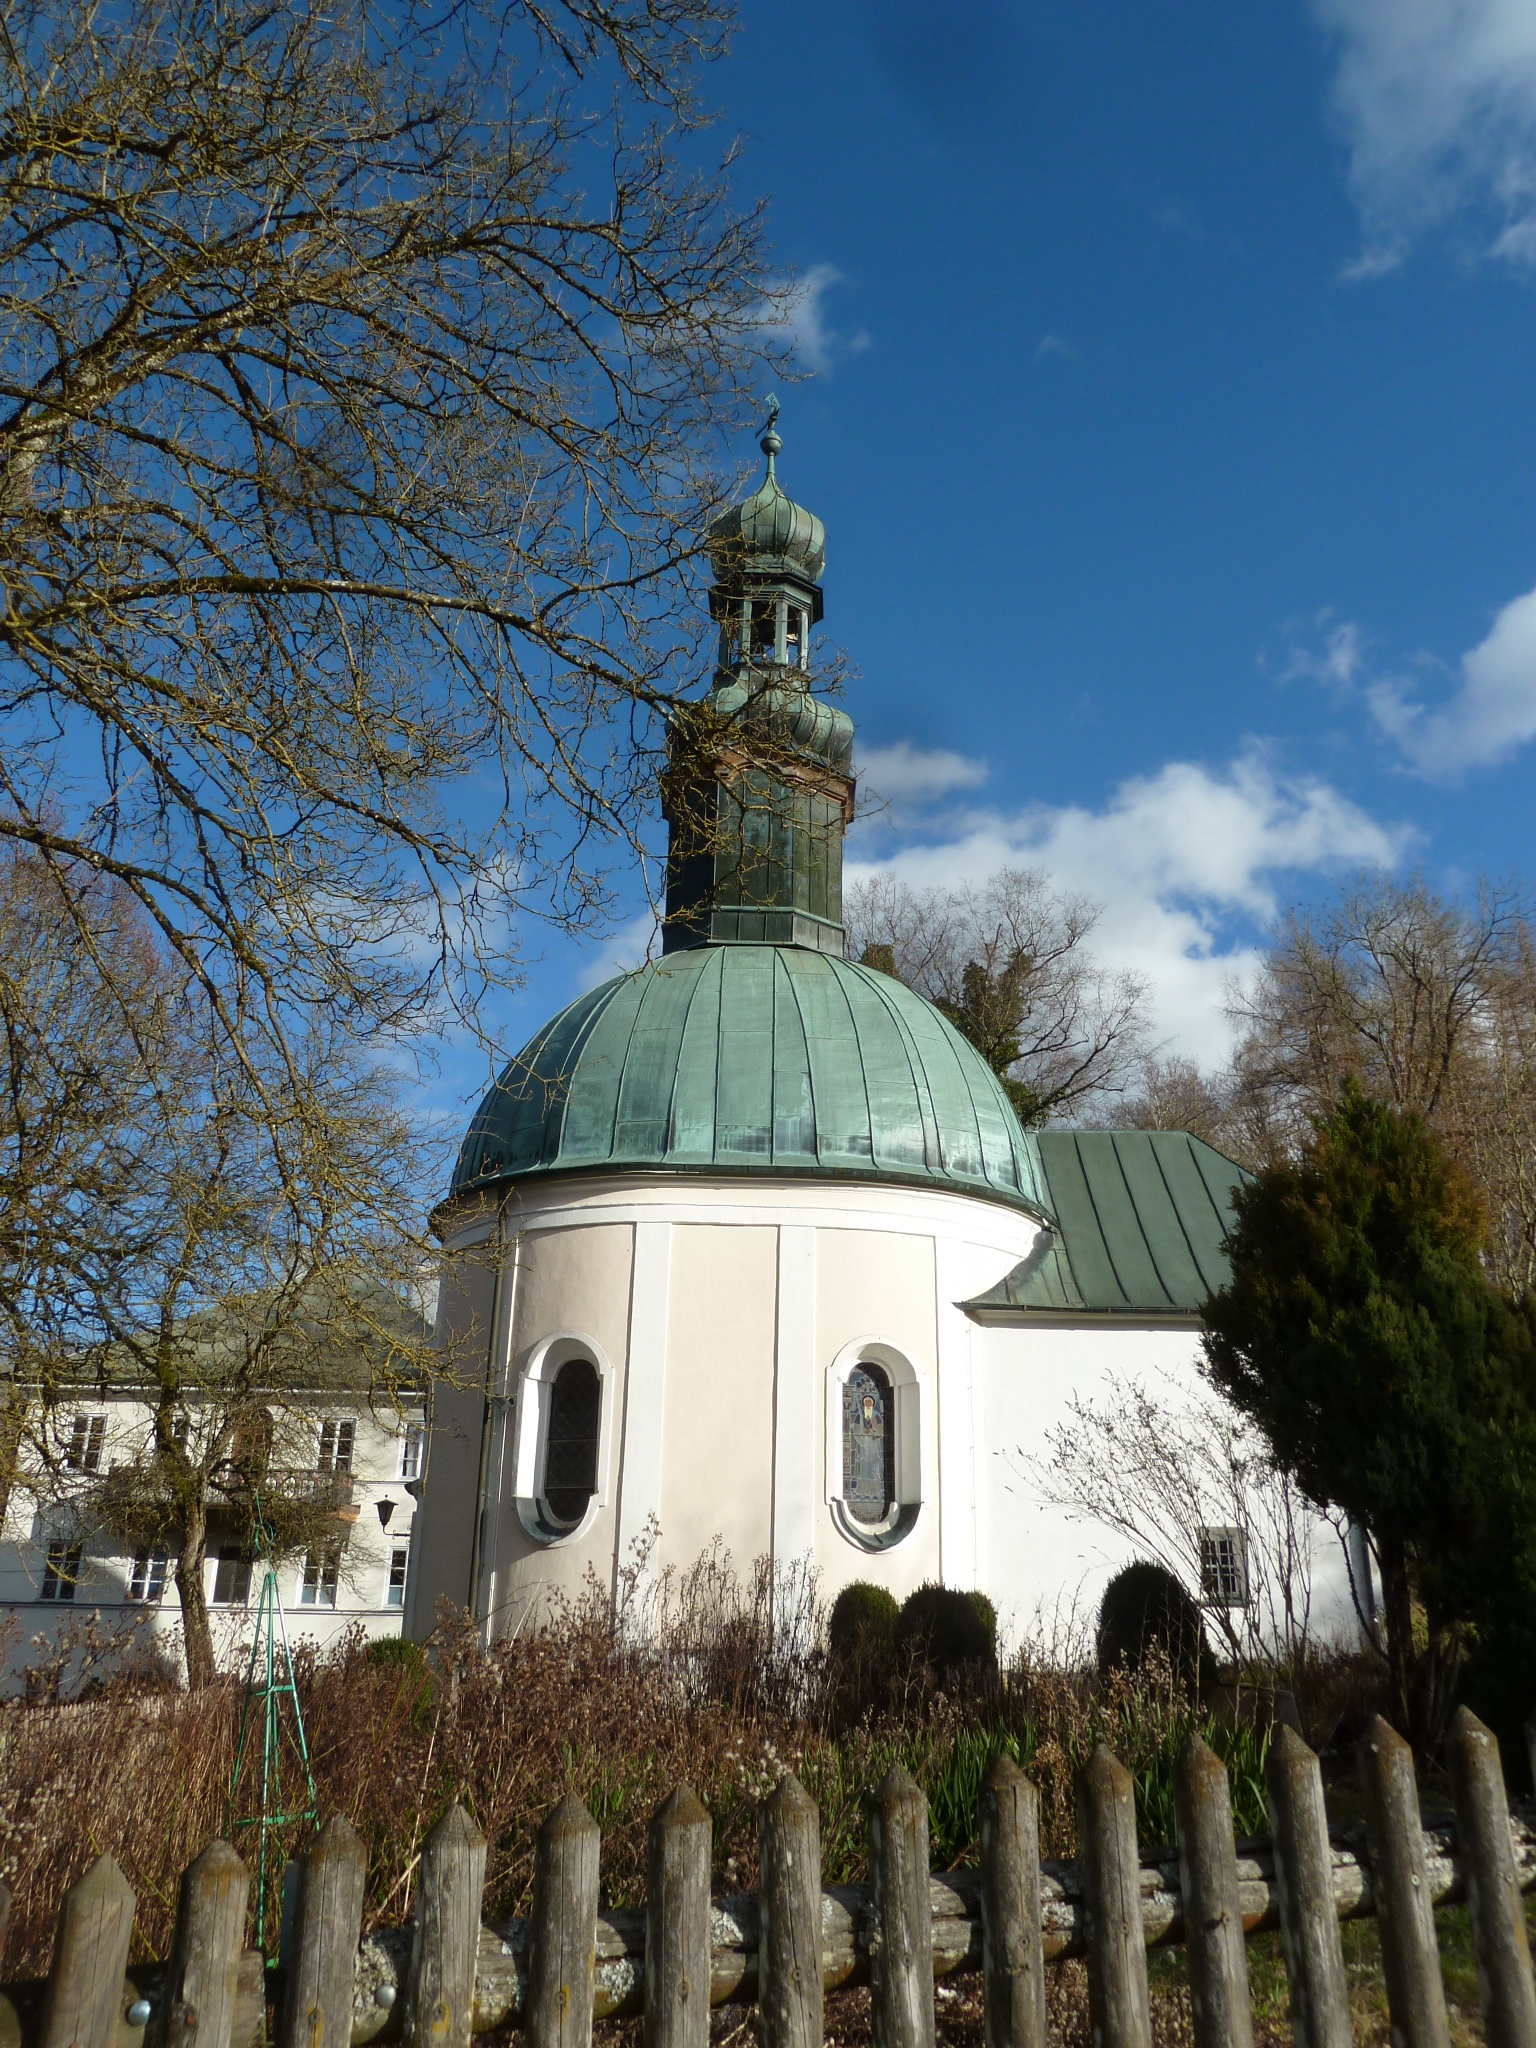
[451,944,1047,1215]
[706,401,826,585]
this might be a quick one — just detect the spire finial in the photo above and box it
[759,393,783,473]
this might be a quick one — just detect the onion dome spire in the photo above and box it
[663,405,853,958]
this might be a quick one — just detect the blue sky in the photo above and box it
[456,0,1536,1131]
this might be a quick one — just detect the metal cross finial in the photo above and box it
[760,393,783,468]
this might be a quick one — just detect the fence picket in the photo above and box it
[405,1805,486,2048]
[157,1842,250,2048]
[1446,1707,1536,2048]
[868,1766,935,2048]
[277,1818,367,2048]
[758,1774,822,2048]
[527,1794,600,2048]
[1357,1716,1449,2048]
[978,1753,1045,2048]
[39,1856,137,2048]
[1172,1733,1252,2048]
[1265,1726,1350,2048]
[1076,1747,1151,2048]
[643,1787,711,2048]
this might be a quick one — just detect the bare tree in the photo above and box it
[1225,872,1536,1291]
[0,0,775,1109]
[0,848,440,1684]
[1026,1374,1324,1680]
[844,869,1148,1124]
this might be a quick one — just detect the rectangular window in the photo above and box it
[66,1413,106,1473]
[399,1424,425,1483]
[41,1540,82,1601]
[317,1418,355,1473]
[211,1546,252,1607]
[127,1552,168,1603]
[1199,1527,1250,1608]
[300,1546,340,1608]
[386,1542,410,1608]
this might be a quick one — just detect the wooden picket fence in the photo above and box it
[2,1704,1535,2048]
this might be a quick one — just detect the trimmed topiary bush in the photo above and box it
[1095,1561,1206,1690]
[896,1583,998,1674]
[828,1580,901,1659]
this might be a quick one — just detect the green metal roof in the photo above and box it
[450,944,1049,1216]
[962,1129,1249,1320]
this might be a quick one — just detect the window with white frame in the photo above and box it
[399,1424,425,1483]
[826,1344,921,1550]
[1199,1527,1250,1608]
[211,1545,252,1606]
[512,1338,611,1544]
[300,1545,341,1608]
[127,1551,168,1602]
[65,1413,106,1473]
[41,1540,82,1600]
[317,1418,355,1473]
[386,1541,410,1607]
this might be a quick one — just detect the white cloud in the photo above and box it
[1316,0,1536,269]
[752,264,871,376]
[1368,581,1536,774]
[848,749,1410,1065]
[1033,332,1076,361]
[1280,615,1366,691]
[857,741,989,806]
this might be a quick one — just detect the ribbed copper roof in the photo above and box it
[963,1130,1249,1318]
[450,944,1048,1215]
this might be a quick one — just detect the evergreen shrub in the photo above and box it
[896,1583,998,1673]
[1095,1561,1206,1690]
[828,1580,900,1658]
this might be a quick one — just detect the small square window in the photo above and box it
[386,1542,410,1607]
[399,1424,425,1484]
[127,1552,168,1603]
[211,1546,252,1606]
[300,1546,340,1608]
[41,1541,82,1601]
[1200,1527,1250,1608]
[317,1419,355,1473]
[66,1414,106,1474]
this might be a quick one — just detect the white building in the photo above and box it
[410,413,1365,1657]
[0,1392,426,1686]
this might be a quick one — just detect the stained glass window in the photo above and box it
[842,1365,895,1525]
[543,1359,601,1527]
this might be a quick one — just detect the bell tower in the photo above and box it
[662,402,855,954]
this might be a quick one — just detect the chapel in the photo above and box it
[411,412,1360,1647]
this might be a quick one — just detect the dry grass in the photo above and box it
[0,1548,1382,2001]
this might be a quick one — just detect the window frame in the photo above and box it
[386,1540,410,1608]
[510,1333,615,1546]
[210,1545,252,1607]
[41,1539,83,1601]
[825,1340,924,1552]
[1198,1525,1251,1609]
[316,1417,356,1473]
[300,1544,342,1609]
[65,1412,107,1474]
[127,1550,169,1603]
[399,1422,426,1484]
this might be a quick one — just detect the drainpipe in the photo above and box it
[466,1201,511,1626]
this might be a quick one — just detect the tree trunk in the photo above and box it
[176,1498,216,1689]
[1376,1530,1416,1738]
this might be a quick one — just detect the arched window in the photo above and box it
[541,1357,601,1528]
[842,1364,895,1524]
[827,1343,921,1551]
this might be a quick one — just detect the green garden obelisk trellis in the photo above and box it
[226,1501,318,1953]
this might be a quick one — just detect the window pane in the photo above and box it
[212,1546,250,1605]
[333,1420,355,1472]
[400,1425,425,1482]
[843,1366,895,1525]
[42,1541,81,1601]
[387,1543,409,1606]
[543,1360,600,1526]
